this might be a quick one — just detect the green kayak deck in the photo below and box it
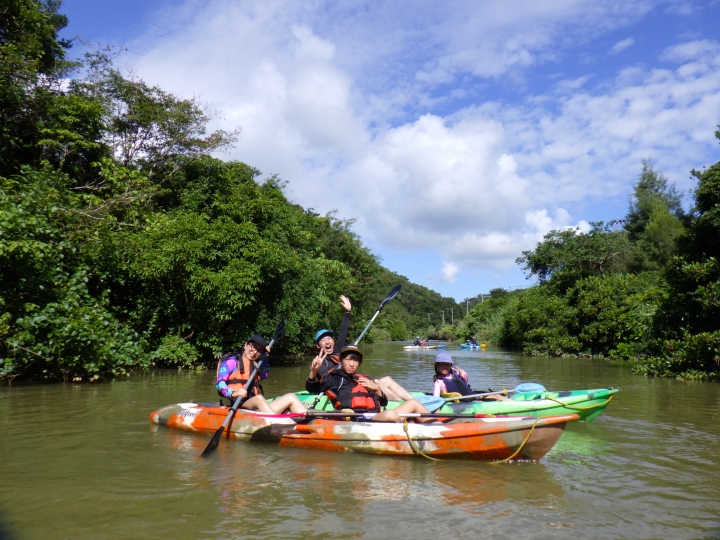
[289,387,619,422]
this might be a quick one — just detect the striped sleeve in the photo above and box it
[216,357,238,398]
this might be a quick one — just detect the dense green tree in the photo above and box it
[625,159,686,240]
[0,0,77,176]
[638,130,720,379]
[471,273,662,358]
[517,221,633,290]
[0,167,145,381]
[0,0,464,380]
[461,288,518,343]
[624,161,686,271]
[497,285,580,355]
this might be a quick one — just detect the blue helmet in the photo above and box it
[314,328,334,343]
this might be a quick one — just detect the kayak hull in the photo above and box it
[150,404,577,461]
[403,345,438,350]
[290,387,619,422]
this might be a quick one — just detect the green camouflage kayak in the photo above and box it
[285,387,619,422]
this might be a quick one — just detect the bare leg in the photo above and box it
[243,394,307,413]
[372,399,433,423]
[375,376,414,401]
[268,393,308,414]
[241,395,274,413]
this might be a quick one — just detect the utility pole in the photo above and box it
[450,308,453,325]
[441,310,444,325]
[427,313,431,322]
[466,300,469,315]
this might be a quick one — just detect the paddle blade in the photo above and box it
[200,425,225,458]
[379,285,401,309]
[514,382,546,393]
[414,395,446,412]
[271,317,286,344]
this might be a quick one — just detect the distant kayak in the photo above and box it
[403,345,438,350]
[460,343,485,349]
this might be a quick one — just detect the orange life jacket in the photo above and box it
[323,369,380,412]
[217,352,262,396]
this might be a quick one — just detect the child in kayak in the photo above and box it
[316,345,432,422]
[432,352,473,397]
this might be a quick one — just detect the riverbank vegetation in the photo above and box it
[0,1,461,382]
[2,2,717,384]
[460,153,720,381]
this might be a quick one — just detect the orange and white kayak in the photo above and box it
[150,403,578,461]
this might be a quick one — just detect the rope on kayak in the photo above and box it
[544,394,613,410]
[489,417,539,465]
[403,420,442,461]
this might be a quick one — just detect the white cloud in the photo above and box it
[441,262,460,283]
[119,2,720,282]
[661,39,720,62]
[610,37,635,54]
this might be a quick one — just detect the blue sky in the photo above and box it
[60,0,720,301]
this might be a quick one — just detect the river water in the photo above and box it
[1,343,719,540]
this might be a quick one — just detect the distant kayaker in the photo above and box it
[316,345,432,422]
[432,352,473,397]
[216,334,307,414]
[470,337,479,346]
[413,336,422,346]
[306,296,414,401]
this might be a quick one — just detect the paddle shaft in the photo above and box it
[200,320,285,457]
[353,285,401,345]
[354,310,379,345]
[223,329,286,415]
[443,389,512,402]
[443,383,546,402]
[303,411,492,419]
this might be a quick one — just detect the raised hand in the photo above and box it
[340,295,352,312]
[309,349,327,379]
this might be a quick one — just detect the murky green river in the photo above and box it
[1,343,719,539]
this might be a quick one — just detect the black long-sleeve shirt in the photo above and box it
[305,311,351,393]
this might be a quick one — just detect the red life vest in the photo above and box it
[216,352,261,396]
[322,369,380,412]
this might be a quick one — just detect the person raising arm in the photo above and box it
[306,295,353,392]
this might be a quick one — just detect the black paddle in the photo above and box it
[353,285,401,345]
[301,410,496,420]
[200,318,286,458]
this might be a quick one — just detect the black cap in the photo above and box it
[247,334,267,349]
[339,344,363,361]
